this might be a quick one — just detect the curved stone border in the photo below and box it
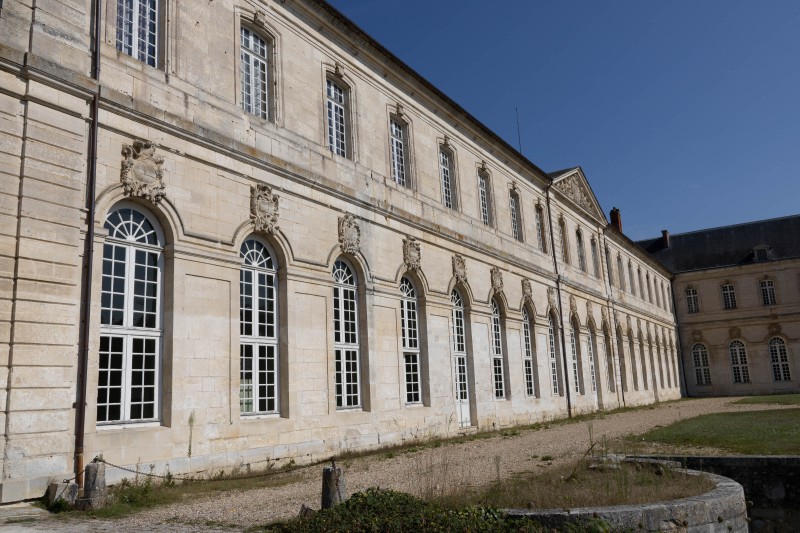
[505,460,748,533]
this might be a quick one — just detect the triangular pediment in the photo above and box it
[550,167,607,224]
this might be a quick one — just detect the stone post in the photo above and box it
[321,461,347,509]
[75,461,107,510]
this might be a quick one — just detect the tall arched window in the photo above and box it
[604,327,616,393]
[729,340,750,384]
[490,300,506,398]
[628,333,639,391]
[400,277,421,404]
[692,343,711,385]
[639,335,649,390]
[769,338,791,382]
[451,289,471,427]
[522,307,538,397]
[98,207,163,424]
[548,314,560,395]
[586,326,597,393]
[616,328,628,392]
[576,230,586,272]
[570,321,583,394]
[239,239,279,414]
[333,260,360,407]
[240,27,270,119]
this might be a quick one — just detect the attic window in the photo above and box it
[753,246,770,262]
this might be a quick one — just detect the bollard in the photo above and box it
[75,460,107,510]
[47,482,79,507]
[321,460,347,509]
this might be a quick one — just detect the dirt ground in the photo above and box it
[2,396,792,532]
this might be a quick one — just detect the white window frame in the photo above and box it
[439,147,456,209]
[570,324,582,394]
[692,343,711,386]
[333,260,360,408]
[729,340,750,384]
[536,206,547,252]
[560,219,569,264]
[98,207,163,425]
[628,262,636,296]
[240,27,270,120]
[769,338,791,382]
[548,315,559,395]
[760,279,776,306]
[400,277,421,404]
[617,255,626,291]
[490,300,506,399]
[477,172,492,226]
[722,283,737,310]
[116,0,159,67]
[239,239,279,415]
[686,287,699,313]
[389,117,409,187]
[510,190,523,241]
[326,79,348,157]
[522,307,537,397]
[590,238,599,277]
[586,327,597,393]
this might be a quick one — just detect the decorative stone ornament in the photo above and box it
[120,140,165,204]
[402,236,421,272]
[554,172,594,214]
[692,330,703,342]
[452,254,467,284]
[569,295,577,315]
[521,279,533,304]
[768,323,781,335]
[250,184,279,234]
[729,326,741,339]
[338,214,360,255]
[585,300,593,319]
[254,10,268,28]
[490,267,504,294]
[547,287,557,311]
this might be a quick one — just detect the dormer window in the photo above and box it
[753,246,770,262]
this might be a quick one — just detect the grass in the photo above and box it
[733,393,800,405]
[634,408,800,455]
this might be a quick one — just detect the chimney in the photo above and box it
[610,207,622,232]
[661,230,670,249]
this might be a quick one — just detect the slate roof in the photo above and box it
[637,215,800,273]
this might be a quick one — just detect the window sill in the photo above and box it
[240,412,281,420]
[97,421,161,431]
[335,406,363,412]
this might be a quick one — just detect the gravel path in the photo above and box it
[6,397,794,532]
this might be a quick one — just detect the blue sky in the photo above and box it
[326,1,800,240]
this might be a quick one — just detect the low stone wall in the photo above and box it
[636,456,800,533]
[507,467,748,533]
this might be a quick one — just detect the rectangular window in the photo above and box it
[401,293,421,404]
[440,149,455,209]
[334,280,360,408]
[617,256,626,291]
[722,284,737,310]
[761,280,776,306]
[586,331,597,393]
[335,348,360,407]
[570,329,581,394]
[536,208,546,252]
[389,118,407,187]
[491,312,505,399]
[239,343,277,413]
[522,316,535,397]
[326,80,347,157]
[686,288,699,313]
[404,353,421,403]
[628,264,636,295]
[591,240,599,277]
[116,0,159,67]
[478,174,491,226]
[548,318,559,395]
[510,192,522,241]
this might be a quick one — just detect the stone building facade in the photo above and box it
[640,217,800,397]
[0,0,679,501]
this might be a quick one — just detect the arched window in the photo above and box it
[400,277,421,404]
[685,287,699,313]
[617,255,626,291]
[326,78,350,157]
[451,289,471,427]
[333,260,360,407]
[548,314,560,395]
[240,27,271,119]
[590,238,599,277]
[570,321,583,395]
[522,307,538,397]
[586,326,597,393]
[509,189,523,242]
[439,146,457,209]
[389,117,409,187]
[477,171,492,226]
[769,338,791,382]
[239,239,279,414]
[490,300,506,398]
[692,343,711,385]
[603,327,615,393]
[98,207,163,424]
[729,340,750,384]
[576,230,586,272]
[116,0,159,67]
[535,205,547,253]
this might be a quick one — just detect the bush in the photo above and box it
[266,488,538,532]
